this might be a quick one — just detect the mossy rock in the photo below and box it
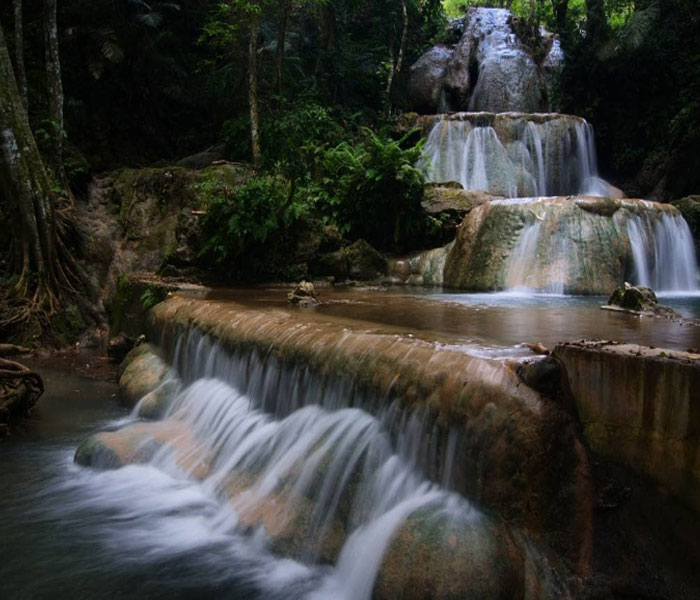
[607,282,658,311]
[314,239,387,281]
[672,196,700,252]
[110,276,171,338]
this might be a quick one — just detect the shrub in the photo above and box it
[315,128,427,252]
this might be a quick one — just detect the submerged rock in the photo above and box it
[604,282,684,319]
[74,421,208,477]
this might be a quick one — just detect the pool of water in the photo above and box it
[205,286,700,355]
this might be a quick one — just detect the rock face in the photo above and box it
[553,341,700,513]
[443,197,695,295]
[408,7,562,114]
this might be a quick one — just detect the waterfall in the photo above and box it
[447,197,699,295]
[626,210,699,292]
[120,327,478,598]
[422,114,614,198]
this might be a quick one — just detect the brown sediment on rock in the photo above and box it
[149,295,594,571]
[553,340,700,513]
[74,420,210,478]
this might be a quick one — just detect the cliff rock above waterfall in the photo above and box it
[408,8,563,114]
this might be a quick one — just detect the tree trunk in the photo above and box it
[248,12,261,169]
[384,0,408,119]
[0,23,58,294]
[275,0,289,102]
[551,0,569,34]
[13,0,28,112]
[43,0,64,173]
[586,0,608,43]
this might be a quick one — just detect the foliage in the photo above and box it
[197,173,309,278]
[313,129,427,252]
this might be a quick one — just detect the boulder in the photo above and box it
[604,282,683,319]
[74,420,208,478]
[119,344,170,407]
[407,45,452,113]
[375,506,569,599]
[287,281,320,307]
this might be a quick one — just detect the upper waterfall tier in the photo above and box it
[414,112,618,198]
[408,7,563,114]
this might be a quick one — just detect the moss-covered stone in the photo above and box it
[672,196,700,253]
[314,239,387,281]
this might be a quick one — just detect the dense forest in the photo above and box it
[1,0,699,344]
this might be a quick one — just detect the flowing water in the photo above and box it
[2,289,700,598]
[422,114,610,197]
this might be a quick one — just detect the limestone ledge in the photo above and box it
[553,340,700,513]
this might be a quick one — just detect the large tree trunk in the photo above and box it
[13,0,28,112]
[384,0,408,119]
[0,21,90,336]
[0,23,59,296]
[43,0,64,174]
[248,13,261,169]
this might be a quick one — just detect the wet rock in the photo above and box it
[604,282,683,319]
[119,344,170,407]
[375,507,527,600]
[517,356,562,400]
[136,379,180,420]
[407,45,452,113]
[150,297,595,569]
[553,340,700,513]
[287,281,320,307]
[408,7,554,113]
[74,421,208,477]
[607,282,658,311]
[107,332,134,362]
[385,244,451,286]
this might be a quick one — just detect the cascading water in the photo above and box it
[422,114,613,198]
[626,209,699,292]
[73,324,553,599]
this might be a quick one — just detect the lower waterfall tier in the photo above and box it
[389,196,698,295]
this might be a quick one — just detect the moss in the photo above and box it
[109,276,170,337]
